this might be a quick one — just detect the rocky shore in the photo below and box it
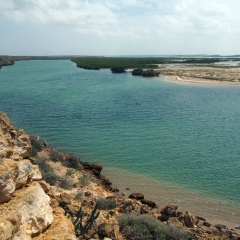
[1,112,240,240]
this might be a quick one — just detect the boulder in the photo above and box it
[196,216,206,221]
[129,193,144,200]
[141,199,157,208]
[215,224,226,230]
[161,204,178,217]
[92,162,102,172]
[99,175,112,187]
[203,221,211,227]
[184,211,198,228]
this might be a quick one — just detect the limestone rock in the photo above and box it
[0,183,54,237]
[0,159,18,203]
[0,113,31,160]
[15,160,33,188]
[32,164,42,180]
[0,158,37,203]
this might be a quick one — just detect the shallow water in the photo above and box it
[0,60,239,226]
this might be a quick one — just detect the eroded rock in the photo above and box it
[129,193,144,200]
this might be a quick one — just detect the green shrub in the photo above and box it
[49,148,63,162]
[165,224,191,240]
[60,176,74,189]
[75,191,83,202]
[79,174,90,186]
[132,68,143,75]
[66,169,75,176]
[64,155,82,170]
[119,214,191,240]
[110,67,126,73]
[30,136,44,157]
[118,214,166,240]
[97,198,117,210]
[36,157,58,185]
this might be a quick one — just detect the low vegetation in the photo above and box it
[64,155,82,170]
[96,198,117,210]
[75,191,83,202]
[132,68,160,77]
[71,57,235,72]
[60,175,74,189]
[49,148,63,162]
[66,168,75,176]
[30,136,44,157]
[79,174,90,186]
[36,157,58,185]
[118,214,191,240]
[110,67,126,73]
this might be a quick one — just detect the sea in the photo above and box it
[0,60,239,227]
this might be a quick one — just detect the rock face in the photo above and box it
[0,183,54,239]
[0,113,32,160]
[0,113,76,240]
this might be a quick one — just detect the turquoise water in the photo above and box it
[0,60,240,224]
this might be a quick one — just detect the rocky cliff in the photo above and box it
[0,113,76,240]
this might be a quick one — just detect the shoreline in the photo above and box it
[165,75,240,85]
[103,166,240,231]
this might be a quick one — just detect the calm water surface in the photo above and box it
[0,60,239,225]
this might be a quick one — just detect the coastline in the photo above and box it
[103,166,240,231]
[165,75,240,85]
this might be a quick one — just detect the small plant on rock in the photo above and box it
[30,136,44,157]
[119,214,166,240]
[79,174,90,186]
[96,198,117,210]
[64,155,82,170]
[66,169,75,176]
[36,157,58,185]
[60,176,74,189]
[49,148,63,162]
[75,191,83,202]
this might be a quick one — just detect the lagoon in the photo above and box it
[0,60,239,227]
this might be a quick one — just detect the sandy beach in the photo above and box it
[156,64,240,85]
[166,75,240,85]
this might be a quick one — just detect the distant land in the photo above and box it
[1,54,240,70]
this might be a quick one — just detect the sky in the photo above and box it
[0,0,240,56]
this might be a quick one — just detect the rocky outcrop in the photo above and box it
[0,113,62,239]
[0,183,53,239]
[0,113,32,160]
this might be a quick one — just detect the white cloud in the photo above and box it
[0,0,239,54]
